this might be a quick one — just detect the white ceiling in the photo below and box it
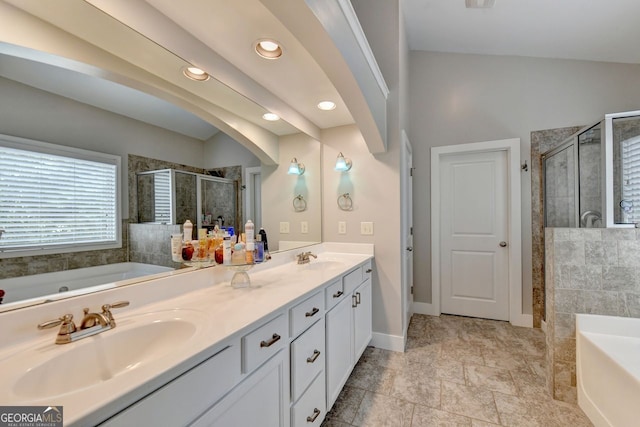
[404,0,640,64]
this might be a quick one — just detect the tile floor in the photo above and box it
[322,314,592,427]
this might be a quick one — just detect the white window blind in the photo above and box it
[622,136,640,223]
[153,171,172,223]
[0,135,120,256]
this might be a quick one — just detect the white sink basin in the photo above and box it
[7,310,201,400]
[298,260,345,271]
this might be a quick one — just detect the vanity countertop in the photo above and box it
[0,243,373,426]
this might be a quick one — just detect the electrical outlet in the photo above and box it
[279,221,290,234]
[360,221,374,235]
[301,221,308,234]
[338,221,347,235]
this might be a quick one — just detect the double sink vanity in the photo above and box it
[0,243,373,426]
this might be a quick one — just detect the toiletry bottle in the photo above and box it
[259,227,270,259]
[222,232,231,265]
[170,233,183,262]
[183,219,193,242]
[232,243,245,265]
[245,219,255,243]
[255,234,265,263]
[245,242,255,264]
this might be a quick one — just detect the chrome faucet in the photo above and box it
[37,300,130,344]
[296,251,317,265]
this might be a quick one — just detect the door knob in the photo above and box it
[499,241,508,247]
[406,247,413,251]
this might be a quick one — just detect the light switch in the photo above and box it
[338,221,347,235]
[301,221,309,234]
[279,221,290,234]
[361,222,374,235]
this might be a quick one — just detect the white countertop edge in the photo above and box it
[0,243,373,426]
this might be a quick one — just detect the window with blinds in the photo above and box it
[0,135,121,257]
[622,136,640,223]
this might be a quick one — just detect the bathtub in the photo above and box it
[576,314,640,427]
[0,263,173,310]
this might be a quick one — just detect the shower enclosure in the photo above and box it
[136,169,240,238]
[543,110,640,228]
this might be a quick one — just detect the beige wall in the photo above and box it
[203,132,261,170]
[261,133,322,251]
[0,77,205,219]
[409,51,640,312]
[329,0,406,341]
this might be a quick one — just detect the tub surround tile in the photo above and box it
[545,227,640,405]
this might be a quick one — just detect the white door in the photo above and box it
[401,131,414,336]
[440,150,509,321]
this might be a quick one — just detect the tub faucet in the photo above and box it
[296,251,317,265]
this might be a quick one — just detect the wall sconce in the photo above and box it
[287,158,305,175]
[335,152,352,171]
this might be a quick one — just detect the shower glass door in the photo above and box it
[544,143,578,227]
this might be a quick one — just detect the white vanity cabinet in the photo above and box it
[289,291,326,427]
[99,256,372,427]
[325,261,373,410]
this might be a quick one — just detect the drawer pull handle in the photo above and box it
[307,408,321,423]
[352,295,358,308]
[306,349,321,363]
[366,268,372,273]
[260,333,281,348]
[333,290,343,298]
[356,292,361,304]
[305,307,319,317]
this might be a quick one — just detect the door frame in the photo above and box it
[244,166,262,225]
[400,130,414,345]
[431,138,531,327]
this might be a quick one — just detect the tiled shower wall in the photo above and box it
[545,227,640,403]
[128,223,181,268]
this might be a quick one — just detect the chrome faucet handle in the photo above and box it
[101,301,130,328]
[38,314,77,344]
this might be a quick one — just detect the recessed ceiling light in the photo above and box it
[182,66,210,81]
[262,112,280,121]
[317,101,336,111]
[465,0,496,8]
[255,39,283,59]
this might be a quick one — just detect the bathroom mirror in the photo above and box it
[0,2,322,312]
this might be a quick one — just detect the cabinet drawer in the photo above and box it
[242,314,286,374]
[343,266,363,294]
[324,279,345,310]
[291,370,326,427]
[289,291,323,338]
[102,342,241,427]
[290,319,325,402]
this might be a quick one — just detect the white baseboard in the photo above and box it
[510,313,533,328]
[370,332,405,352]
[412,301,439,316]
[413,302,533,328]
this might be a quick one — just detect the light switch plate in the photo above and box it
[279,221,290,234]
[360,222,374,235]
[301,221,308,234]
[338,221,347,235]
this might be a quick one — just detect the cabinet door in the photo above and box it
[192,350,288,427]
[325,295,353,410]
[353,278,372,362]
